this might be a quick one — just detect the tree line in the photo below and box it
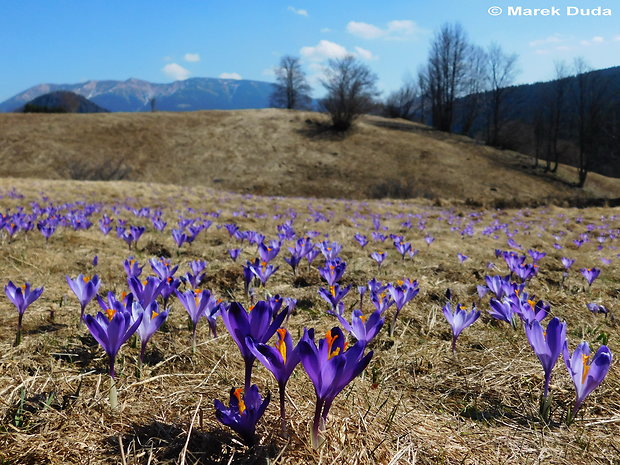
[270,22,618,187]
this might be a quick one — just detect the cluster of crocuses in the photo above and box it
[66,257,224,406]
[215,297,375,448]
[452,250,614,425]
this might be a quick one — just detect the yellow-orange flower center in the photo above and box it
[233,388,246,414]
[581,354,592,384]
[83,276,90,283]
[105,308,116,321]
[325,330,340,359]
[275,328,287,364]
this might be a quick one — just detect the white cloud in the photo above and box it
[614,34,620,41]
[162,63,190,81]
[219,72,242,80]
[288,6,308,16]
[347,21,383,39]
[261,67,275,77]
[320,27,331,33]
[184,53,200,62]
[346,19,423,40]
[592,36,605,43]
[300,40,348,61]
[529,34,564,47]
[354,46,376,61]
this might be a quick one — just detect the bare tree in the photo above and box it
[321,55,379,131]
[423,22,470,132]
[384,80,418,120]
[485,43,519,146]
[545,61,570,172]
[270,55,312,110]
[459,45,488,136]
[571,58,610,187]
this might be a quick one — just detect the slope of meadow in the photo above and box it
[0,109,618,206]
[0,177,617,465]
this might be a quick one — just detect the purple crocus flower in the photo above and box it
[370,251,386,270]
[442,302,480,354]
[386,280,419,336]
[128,276,164,308]
[171,228,187,248]
[149,257,178,280]
[563,341,612,425]
[318,284,351,315]
[228,248,242,261]
[66,274,101,321]
[318,259,346,286]
[354,233,368,248]
[317,241,341,260]
[176,288,211,351]
[485,274,511,299]
[249,259,279,286]
[580,268,601,287]
[131,301,168,367]
[525,317,567,401]
[528,249,546,263]
[84,307,142,379]
[337,309,384,345]
[394,241,412,260]
[220,301,287,389]
[214,384,271,445]
[586,302,609,315]
[424,235,434,246]
[299,327,373,448]
[258,241,281,263]
[123,257,143,278]
[247,328,301,435]
[457,253,468,264]
[488,298,517,328]
[5,281,44,346]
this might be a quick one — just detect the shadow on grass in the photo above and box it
[107,421,278,465]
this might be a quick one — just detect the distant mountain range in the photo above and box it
[0,77,276,112]
[22,91,108,113]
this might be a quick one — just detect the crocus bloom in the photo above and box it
[123,257,143,278]
[221,301,287,389]
[394,241,412,260]
[299,327,373,448]
[247,328,301,435]
[386,280,419,336]
[318,284,351,316]
[176,288,211,351]
[563,341,612,424]
[258,241,281,263]
[249,259,279,286]
[228,248,241,261]
[131,301,168,365]
[586,302,609,315]
[214,384,271,445]
[66,274,101,321]
[442,302,480,354]
[318,259,346,286]
[525,317,567,398]
[354,233,368,248]
[580,268,601,287]
[370,251,386,270]
[457,253,468,263]
[5,281,44,346]
[488,298,516,328]
[337,309,384,345]
[84,307,142,379]
[149,257,178,280]
[128,276,164,308]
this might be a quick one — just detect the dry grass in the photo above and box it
[0,177,617,464]
[0,110,619,205]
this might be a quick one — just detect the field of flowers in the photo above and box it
[0,178,617,465]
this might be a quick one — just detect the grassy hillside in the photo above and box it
[1,109,618,206]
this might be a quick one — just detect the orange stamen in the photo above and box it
[325,330,340,359]
[105,308,116,321]
[233,388,246,414]
[581,354,591,384]
[83,276,90,283]
[275,328,287,364]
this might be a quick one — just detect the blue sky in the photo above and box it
[1,0,619,102]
